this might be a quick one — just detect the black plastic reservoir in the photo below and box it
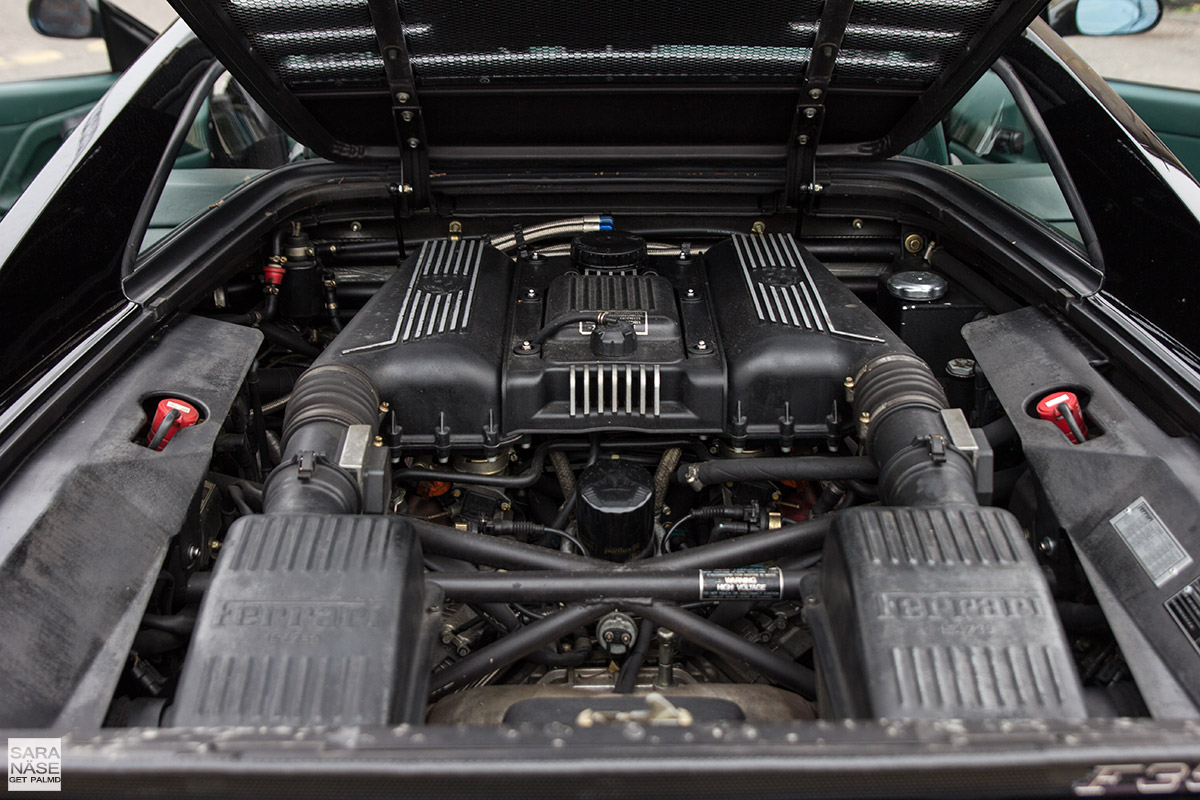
[576,459,654,561]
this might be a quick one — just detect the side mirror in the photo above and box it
[1050,0,1163,37]
[27,0,100,39]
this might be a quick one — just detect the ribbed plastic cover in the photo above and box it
[172,514,426,726]
[816,507,1087,720]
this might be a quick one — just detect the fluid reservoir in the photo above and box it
[576,459,654,561]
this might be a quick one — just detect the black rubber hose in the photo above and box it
[262,364,380,514]
[430,603,614,698]
[259,323,322,359]
[677,456,877,490]
[141,611,197,637]
[982,415,1018,448]
[613,618,656,694]
[526,636,593,667]
[639,602,816,698]
[530,312,601,346]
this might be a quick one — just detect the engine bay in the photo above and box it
[13,211,1194,732]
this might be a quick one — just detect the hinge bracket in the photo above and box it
[788,0,856,210]
[367,0,429,209]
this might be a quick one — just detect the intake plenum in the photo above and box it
[262,363,381,514]
[851,354,977,507]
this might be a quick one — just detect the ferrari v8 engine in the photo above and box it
[318,232,902,455]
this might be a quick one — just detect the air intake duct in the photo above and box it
[851,354,977,507]
[262,364,386,514]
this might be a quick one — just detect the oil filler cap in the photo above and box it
[571,231,647,273]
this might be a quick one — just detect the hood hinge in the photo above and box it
[367,0,429,209]
[788,0,856,210]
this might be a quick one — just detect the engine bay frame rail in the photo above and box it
[32,719,1200,799]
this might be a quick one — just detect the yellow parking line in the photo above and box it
[11,50,64,66]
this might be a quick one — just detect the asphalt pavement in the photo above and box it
[0,1,1197,90]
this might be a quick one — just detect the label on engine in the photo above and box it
[699,567,783,600]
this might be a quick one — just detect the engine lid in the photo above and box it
[166,0,1047,201]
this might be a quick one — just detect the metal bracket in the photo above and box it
[367,0,429,208]
[788,0,856,209]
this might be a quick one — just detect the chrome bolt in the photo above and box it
[400,110,414,122]
[804,107,817,119]
[395,92,410,103]
[406,137,420,148]
[696,340,709,350]
[797,134,809,145]
[350,221,362,233]
[809,88,822,99]
[520,340,533,351]
[527,288,537,298]
[852,218,864,229]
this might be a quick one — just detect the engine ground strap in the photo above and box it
[366,0,429,208]
[789,0,855,208]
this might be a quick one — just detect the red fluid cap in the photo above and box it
[147,398,201,451]
[1035,391,1088,444]
[263,263,286,286]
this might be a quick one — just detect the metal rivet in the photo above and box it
[395,92,410,103]
[804,107,817,119]
[400,110,414,122]
[797,134,809,145]
[406,137,420,148]
[350,221,362,232]
[852,218,864,229]
[809,88,822,99]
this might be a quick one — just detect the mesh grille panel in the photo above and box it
[838,0,999,84]
[221,0,385,86]
[215,0,1003,90]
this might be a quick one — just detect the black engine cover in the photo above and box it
[320,233,901,452]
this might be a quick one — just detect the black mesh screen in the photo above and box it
[216,0,1005,90]
[221,0,385,86]
[838,0,1001,84]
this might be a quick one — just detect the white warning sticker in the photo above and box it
[1110,496,1192,588]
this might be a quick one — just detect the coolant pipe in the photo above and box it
[261,364,381,514]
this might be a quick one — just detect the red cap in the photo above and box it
[263,263,286,286]
[147,398,201,451]
[1035,391,1088,444]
